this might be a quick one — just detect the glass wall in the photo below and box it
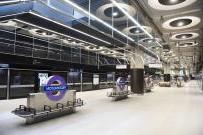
[0,68,117,100]
[10,69,35,99]
[82,72,93,91]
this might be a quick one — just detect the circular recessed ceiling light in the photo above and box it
[138,38,154,44]
[100,50,115,55]
[150,46,161,50]
[171,32,199,40]
[29,29,57,38]
[148,0,197,10]
[96,3,136,21]
[162,16,200,30]
[63,39,84,47]
[177,41,198,47]
[123,26,152,36]
[85,46,103,51]
[0,20,17,27]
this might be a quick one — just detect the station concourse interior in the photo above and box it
[0,0,203,135]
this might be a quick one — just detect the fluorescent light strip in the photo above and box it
[37,1,132,57]
[61,0,134,42]
[0,0,20,5]
[156,41,162,47]
[0,0,29,5]
[34,2,158,59]
[110,0,153,39]
[111,0,163,57]
[29,12,111,45]
[0,12,29,19]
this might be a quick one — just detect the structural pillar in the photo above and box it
[163,63,171,82]
[128,49,144,94]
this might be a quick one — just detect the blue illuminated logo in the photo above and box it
[43,75,68,101]
[116,77,127,91]
[44,85,68,91]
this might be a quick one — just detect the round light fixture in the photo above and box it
[100,50,115,55]
[123,26,152,36]
[29,29,57,38]
[138,38,154,44]
[85,46,103,51]
[159,0,186,5]
[0,20,17,27]
[171,32,199,40]
[148,0,197,10]
[63,39,84,47]
[162,16,200,30]
[96,3,136,21]
[177,41,198,47]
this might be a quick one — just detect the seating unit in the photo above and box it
[107,87,131,101]
[12,90,83,124]
[159,82,171,87]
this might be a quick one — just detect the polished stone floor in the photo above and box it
[0,80,203,135]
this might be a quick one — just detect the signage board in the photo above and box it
[116,65,127,69]
[93,74,99,85]
[149,63,162,68]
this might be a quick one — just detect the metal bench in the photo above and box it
[159,82,171,87]
[107,88,131,101]
[11,90,84,124]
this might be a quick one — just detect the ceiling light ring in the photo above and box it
[123,26,152,36]
[96,3,136,22]
[85,45,104,51]
[0,20,17,27]
[162,16,200,30]
[100,50,115,55]
[177,41,198,47]
[148,0,197,10]
[62,39,84,47]
[138,38,155,44]
[171,32,199,40]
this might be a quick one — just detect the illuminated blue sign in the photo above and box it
[43,75,68,101]
[116,77,127,91]
[44,85,68,91]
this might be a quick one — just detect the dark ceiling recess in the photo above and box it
[129,27,143,34]
[104,7,124,18]
[179,42,193,46]
[176,34,193,39]
[142,38,154,43]
[158,0,186,5]
[170,19,192,27]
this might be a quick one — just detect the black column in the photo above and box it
[164,74,170,82]
[130,69,144,94]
